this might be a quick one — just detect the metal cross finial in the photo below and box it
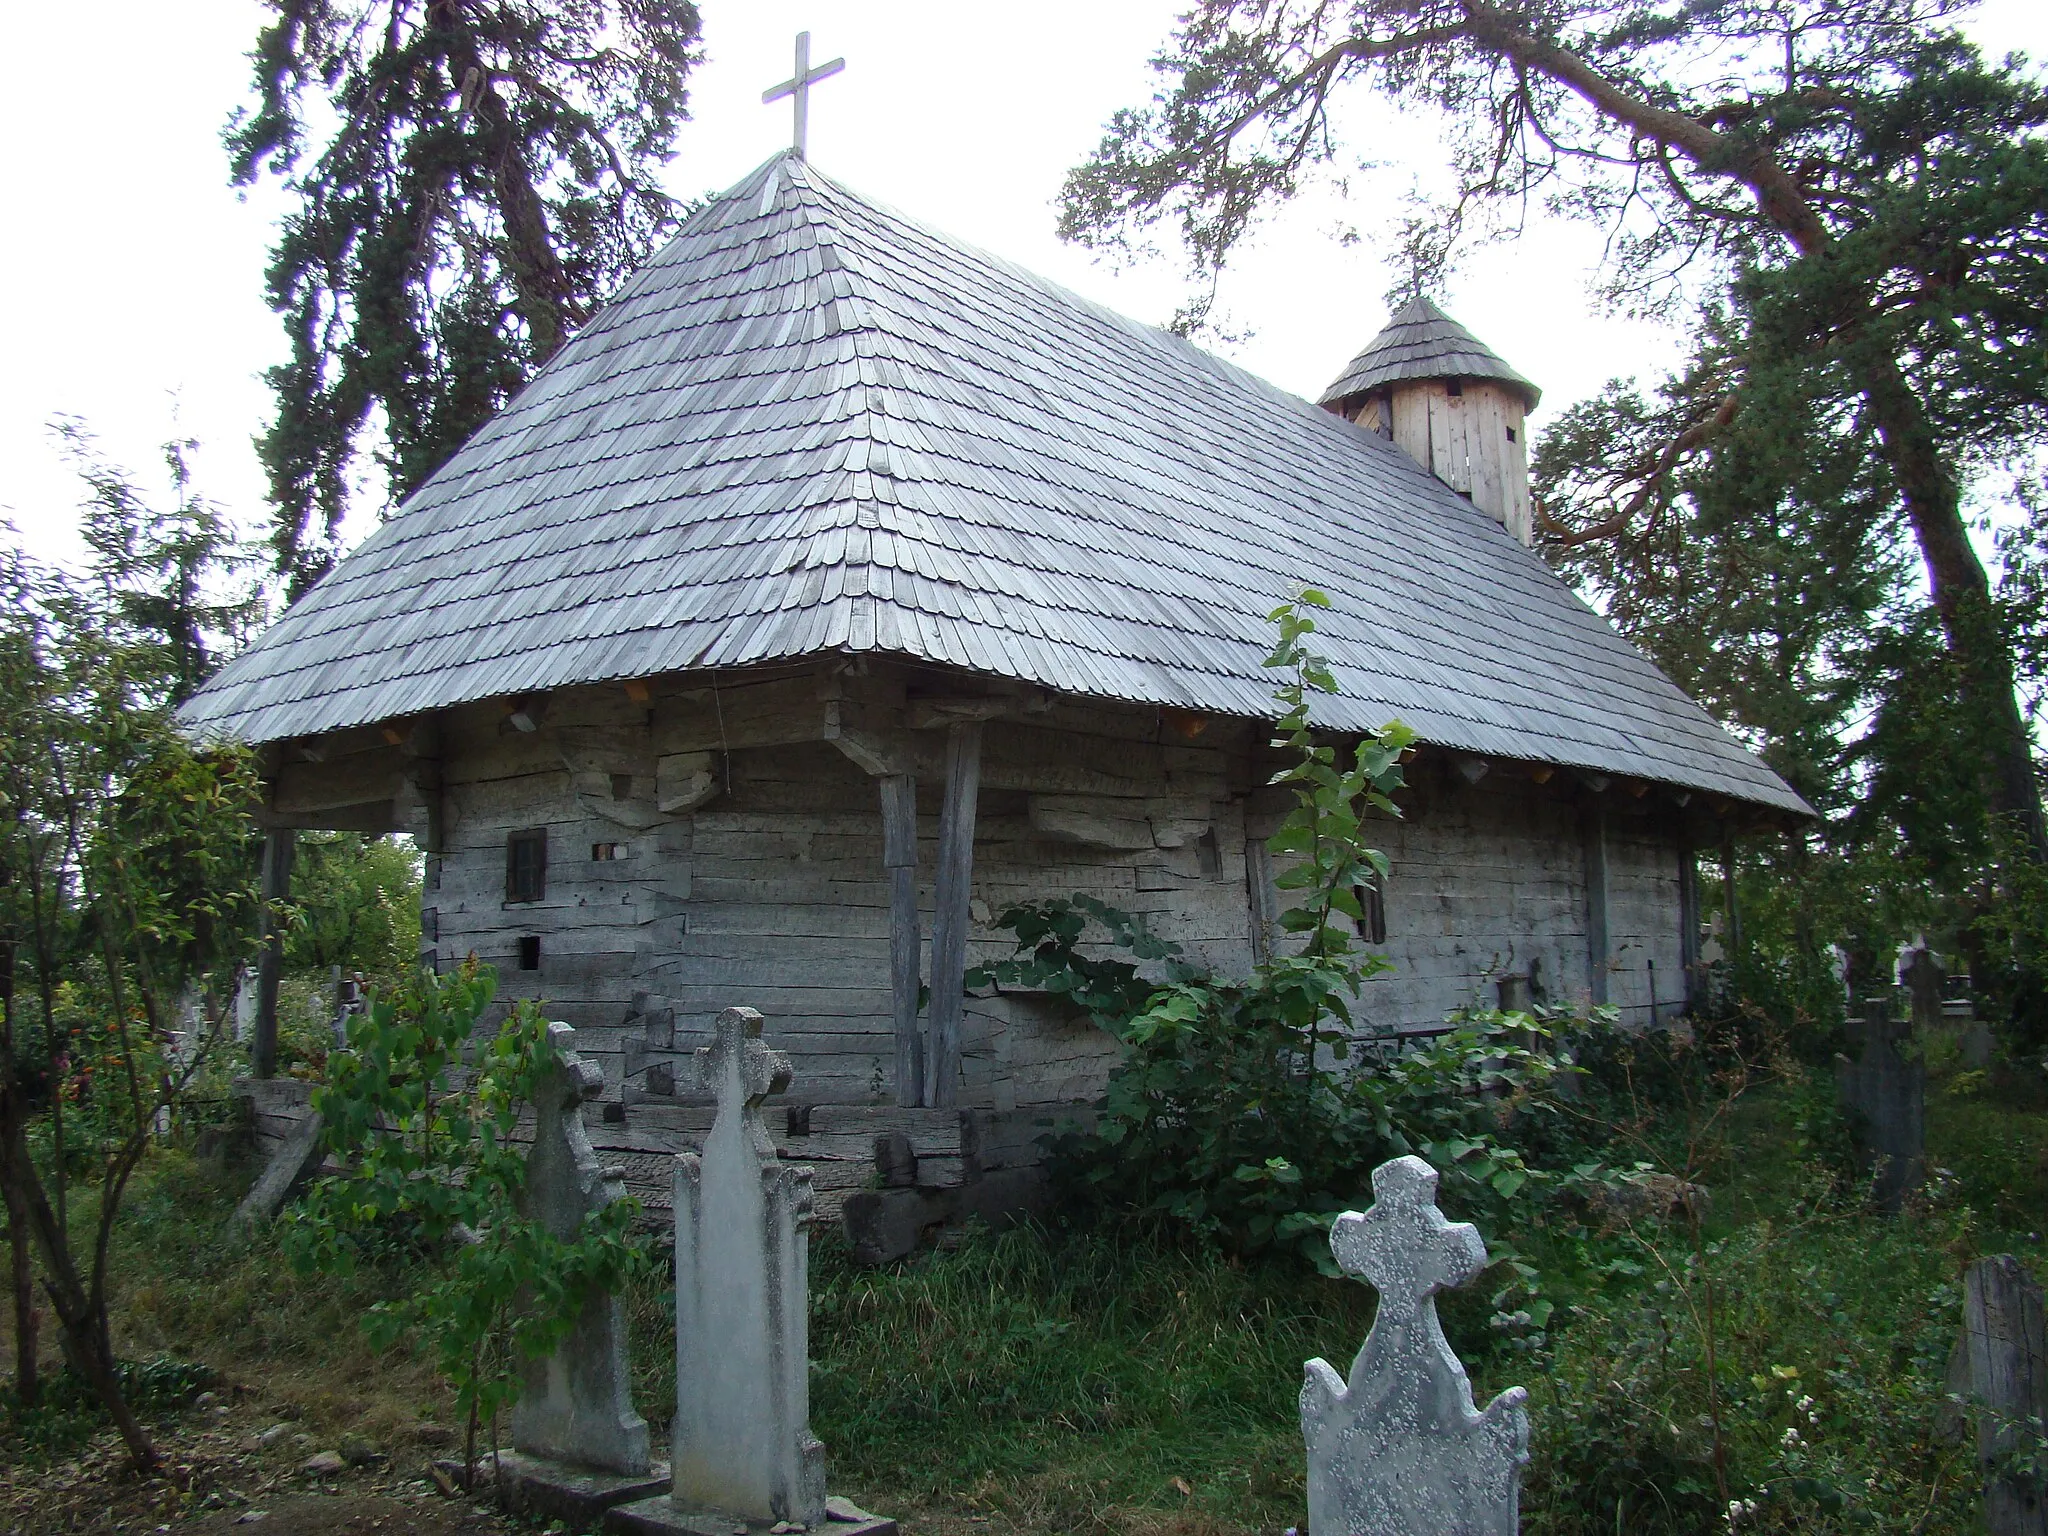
[762,30,845,160]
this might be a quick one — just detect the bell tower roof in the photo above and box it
[1320,296,1541,412]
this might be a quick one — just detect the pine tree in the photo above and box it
[1060,3,2048,867]
[227,0,703,593]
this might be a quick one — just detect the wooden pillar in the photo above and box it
[1583,803,1610,1006]
[1957,1255,2048,1536]
[251,828,295,1080]
[926,722,982,1110]
[1721,827,1742,954]
[879,773,923,1108]
[1677,834,1700,1012]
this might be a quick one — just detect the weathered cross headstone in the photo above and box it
[1302,1155,1529,1536]
[1836,993,1925,1213]
[490,1023,666,1523]
[1902,945,1946,1034]
[1954,1255,2048,1536]
[612,1008,894,1536]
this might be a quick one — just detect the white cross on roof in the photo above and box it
[762,31,846,161]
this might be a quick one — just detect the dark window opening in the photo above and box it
[1195,827,1222,878]
[1445,378,1464,398]
[517,935,541,971]
[506,828,547,903]
[1505,424,1518,443]
[593,841,626,861]
[610,772,633,801]
[1355,881,1388,945]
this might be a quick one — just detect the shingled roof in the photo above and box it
[181,154,1802,814]
[1321,295,1542,411]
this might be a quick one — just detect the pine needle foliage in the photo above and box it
[226,0,704,591]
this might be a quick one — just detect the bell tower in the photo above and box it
[1320,297,1541,545]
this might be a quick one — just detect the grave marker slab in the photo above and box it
[610,1008,894,1536]
[1302,1155,1528,1536]
[1837,995,1925,1213]
[498,1023,665,1521]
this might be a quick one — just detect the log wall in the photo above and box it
[289,663,1691,1124]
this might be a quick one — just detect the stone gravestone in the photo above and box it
[1836,993,1926,1213]
[1901,946,1946,1035]
[487,1023,666,1523]
[1302,1155,1529,1536]
[612,1008,894,1536]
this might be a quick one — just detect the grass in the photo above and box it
[4,1037,2045,1536]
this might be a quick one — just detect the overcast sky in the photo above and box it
[2,1,2037,570]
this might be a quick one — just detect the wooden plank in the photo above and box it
[1391,383,1433,464]
[1468,388,1506,525]
[1502,398,1533,543]
[1957,1255,2048,1536]
[1584,803,1610,1004]
[880,772,924,1107]
[927,721,983,1109]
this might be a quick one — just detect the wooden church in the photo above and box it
[183,152,1806,1187]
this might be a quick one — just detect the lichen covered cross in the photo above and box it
[1333,1155,1489,1320]
[694,1006,793,1161]
[1301,1155,1529,1536]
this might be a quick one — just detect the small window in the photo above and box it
[1505,424,1518,443]
[506,828,547,903]
[1446,378,1464,398]
[610,773,633,801]
[592,841,626,861]
[1355,881,1388,945]
[517,935,541,971]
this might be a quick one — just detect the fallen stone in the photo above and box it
[232,1111,327,1230]
[473,1448,671,1525]
[413,1421,456,1447]
[194,1391,221,1410]
[300,1450,346,1477]
[826,1497,875,1523]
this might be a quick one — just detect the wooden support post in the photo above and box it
[879,773,923,1108]
[1583,803,1610,1006]
[1677,835,1700,1012]
[927,722,982,1110]
[1721,827,1742,954]
[1957,1255,2048,1535]
[252,829,295,1081]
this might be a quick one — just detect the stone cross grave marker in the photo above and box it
[1837,992,1925,1213]
[510,1023,652,1476]
[1302,1155,1529,1536]
[612,1007,894,1536]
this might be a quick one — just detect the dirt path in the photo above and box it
[172,1494,514,1536]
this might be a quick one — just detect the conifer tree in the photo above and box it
[1061,2,2048,867]
[227,0,703,593]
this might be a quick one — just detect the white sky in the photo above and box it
[1,1,2039,570]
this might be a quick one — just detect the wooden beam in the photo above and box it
[1583,804,1610,1006]
[926,722,983,1110]
[1678,834,1701,1011]
[879,773,923,1108]
[252,829,296,1080]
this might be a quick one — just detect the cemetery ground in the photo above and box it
[3,1038,2045,1536]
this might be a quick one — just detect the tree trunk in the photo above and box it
[4,1174,35,1406]
[1475,10,2048,866]
[1858,352,2048,864]
[10,1153,157,1473]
